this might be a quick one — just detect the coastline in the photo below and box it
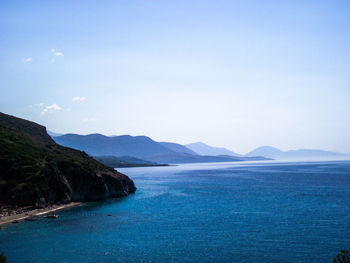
[0,202,82,226]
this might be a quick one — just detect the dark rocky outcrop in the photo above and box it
[0,112,136,207]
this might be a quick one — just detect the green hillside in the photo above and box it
[0,112,136,207]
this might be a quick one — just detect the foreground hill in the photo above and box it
[246,146,350,160]
[0,112,136,207]
[186,142,242,157]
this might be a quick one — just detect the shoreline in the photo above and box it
[0,202,82,227]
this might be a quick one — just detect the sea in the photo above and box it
[1,160,350,263]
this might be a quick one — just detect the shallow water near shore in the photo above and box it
[1,160,350,263]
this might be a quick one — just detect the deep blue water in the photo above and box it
[1,161,350,263]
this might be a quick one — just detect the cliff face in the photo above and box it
[0,112,136,207]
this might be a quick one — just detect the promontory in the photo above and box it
[0,112,136,209]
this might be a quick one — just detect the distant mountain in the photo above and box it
[53,134,269,164]
[93,156,168,168]
[53,134,173,160]
[186,142,242,157]
[246,146,349,160]
[149,152,244,164]
[283,149,350,160]
[0,112,135,207]
[150,153,270,164]
[116,156,159,165]
[160,142,198,155]
[245,146,284,158]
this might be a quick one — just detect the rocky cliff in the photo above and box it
[0,112,136,207]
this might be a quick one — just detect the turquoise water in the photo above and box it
[1,161,350,263]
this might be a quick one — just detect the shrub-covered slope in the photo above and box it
[0,112,136,207]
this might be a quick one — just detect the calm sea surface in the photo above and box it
[1,161,350,263]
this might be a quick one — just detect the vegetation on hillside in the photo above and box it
[334,250,350,263]
[0,112,136,207]
[0,252,11,263]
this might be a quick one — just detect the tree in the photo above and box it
[334,250,350,263]
[0,252,8,263]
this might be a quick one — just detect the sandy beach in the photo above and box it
[0,202,82,226]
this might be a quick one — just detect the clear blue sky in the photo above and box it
[1,0,349,154]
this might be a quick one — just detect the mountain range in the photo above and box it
[186,142,242,156]
[52,133,269,164]
[50,132,350,164]
[246,146,350,160]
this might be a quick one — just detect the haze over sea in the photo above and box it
[1,160,350,263]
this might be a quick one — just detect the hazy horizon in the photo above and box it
[1,0,350,154]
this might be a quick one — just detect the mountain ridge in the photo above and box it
[53,133,174,160]
[246,146,349,160]
[159,142,198,155]
[52,133,269,164]
[186,142,242,157]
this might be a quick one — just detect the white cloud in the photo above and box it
[50,49,63,62]
[25,57,32,62]
[29,102,44,108]
[73,96,86,102]
[82,117,95,123]
[53,52,63,57]
[41,103,61,115]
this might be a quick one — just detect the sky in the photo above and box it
[1,0,350,154]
